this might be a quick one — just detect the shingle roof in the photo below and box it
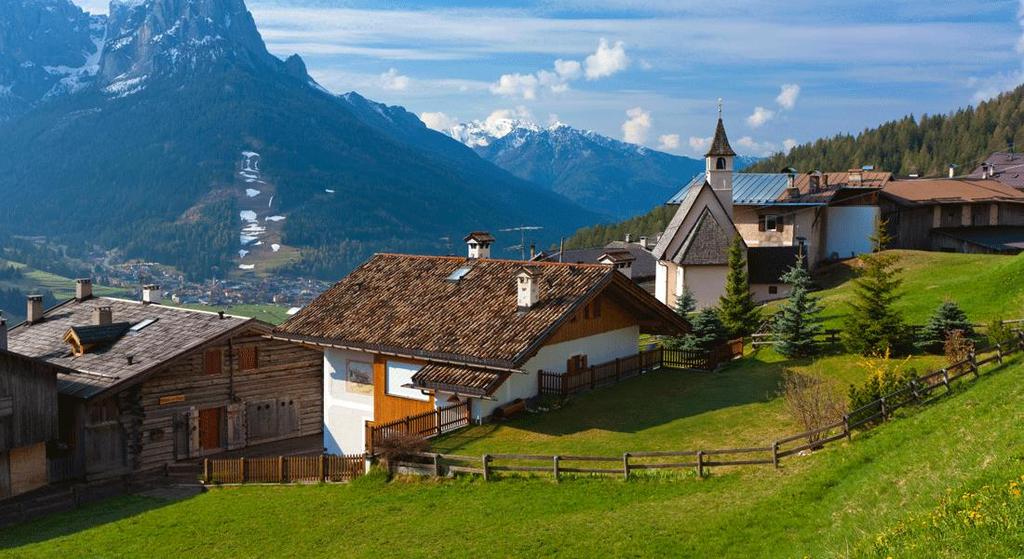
[411,363,510,397]
[7,298,255,399]
[882,178,1024,205]
[970,152,1024,188]
[273,254,687,370]
[705,118,736,157]
[537,242,657,280]
[675,209,732,266]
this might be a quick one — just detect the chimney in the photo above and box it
[0,316,7,351]
[93,306,113,326]
[464,232,494,259]
[848,169,863,186]
[515,268,540,311]
[948,164,957,179]
[75,278,93,301]
[529,242,536,260]
[638,236,648,249]
[625,233,632,243]
[27,295,44,324]
[142,284,161,305]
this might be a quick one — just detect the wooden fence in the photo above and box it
[388,335,1022,481]
[365,401,471,455]
[538,340,743,398]
[203,454,365,484]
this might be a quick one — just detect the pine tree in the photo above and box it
[842,252,906,355]
[918,300,973,352]
[675,287,697,317]
[869,216,893,252]
[719,236,760,338]
[666,307,728,351]
[772,255,824,357]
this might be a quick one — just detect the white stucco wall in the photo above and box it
[323,348,375,455]
[468,325,640,421]
[826,206,879,260]
[682,265,728,309]
[655,262,668,304]
[751,282,793,303]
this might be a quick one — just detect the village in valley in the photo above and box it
[2,0,1024,557]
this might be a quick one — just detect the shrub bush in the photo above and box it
[848,348,918,425]
[780,371,846,443]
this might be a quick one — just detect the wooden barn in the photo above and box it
[6,281,322,481]
[0,328,60,499]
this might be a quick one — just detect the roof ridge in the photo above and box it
[373,253,611,269]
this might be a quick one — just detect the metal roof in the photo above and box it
[668,173,793,205]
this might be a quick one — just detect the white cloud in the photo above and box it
[776,84,801,110]
[420,111,459,131]
[585,38,629,80]
[621,107,651,144]
[736,136,783,157]
[485,106,533,128]
[554,59,583,80]
[746,106,775,128]
[657,134,680,150]
[783,138,799,153]
[689,136,712,154]
[969,1,1024,102]
[490,72,541,100]
[379,68,410,90]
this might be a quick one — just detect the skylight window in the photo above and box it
[446,266,473,282]
[130,318,158,332]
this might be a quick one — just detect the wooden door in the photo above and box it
[198,407,223,451]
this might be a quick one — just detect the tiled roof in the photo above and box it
[412,363,510,397]
[7,298,255,399]
[882,178,1024,205]
[970,152,1024,188]
[676,209,732,265]
[706,118,736,157]
[274,254,687,370]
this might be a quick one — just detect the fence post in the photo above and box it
[403,416,411,435]
[319,454,325,482]
[696,450,705,478]
[969,352,979,378]
[434,408,441,437]
[843,415,851,442]
[482,454,491,481]
[203,458,210,484]
[553,455,560,482]
[240,457,246,483]
[622,453,630,481]
[997,343,1003,364]
[278,455,284,483]
[433,453,442,477]
[771,441,780,468]
[879,397,887,421]
[942,369,951,392]
[909,379,920,402]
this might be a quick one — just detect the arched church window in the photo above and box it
[716,157,726,170]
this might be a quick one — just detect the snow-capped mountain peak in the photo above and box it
[445,117,541,147]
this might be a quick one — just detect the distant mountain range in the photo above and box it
[441,118,758,218]
[0,0,599,280]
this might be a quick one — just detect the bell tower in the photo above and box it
[705,99,735,218]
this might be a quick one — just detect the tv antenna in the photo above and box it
[499,225,543,260]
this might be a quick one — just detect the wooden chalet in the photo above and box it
[0,319,60,498]
[271,237,689,455]
[6,280,322,481]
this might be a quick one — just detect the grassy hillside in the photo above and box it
[1,356,1021,557]
[809,250,1024,328]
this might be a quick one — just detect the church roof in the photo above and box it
[705,118,736,157]
[676,209,732,265]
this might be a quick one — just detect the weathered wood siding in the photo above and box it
[0,352,57,451]
[133,331,322,472]
[546,292,637,346]
[372,355,434,426]
[881,201,933,250]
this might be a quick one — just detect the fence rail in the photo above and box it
[203,454,365,484]
[538,340,743,398]
[366,401,471,454]
[388,334,1023,482]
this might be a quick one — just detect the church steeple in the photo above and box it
[705,99,734,218]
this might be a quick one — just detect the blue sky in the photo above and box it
[75,0,1024,157]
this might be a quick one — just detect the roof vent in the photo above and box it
[126,354,134,365]
[218,311,225,319]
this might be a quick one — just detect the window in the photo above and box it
[204,348,223,375]
[716,157,726,170]
[238,346,259,371]
[567,354,588,372]
[386,361,428,401]
[760,214,782,232]
[88,399,119,425]
[768,285,778,295]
